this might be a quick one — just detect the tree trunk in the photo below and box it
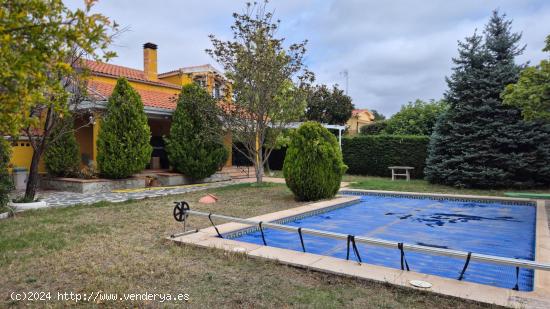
[254,145,264,183]
[254,131,263,183]
[24,149,42,201]
[255,160,263,184]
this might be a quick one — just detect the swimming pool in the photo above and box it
[228,193,537,291]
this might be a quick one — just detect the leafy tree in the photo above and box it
[0,139,13,210]
[97,78,152,179]
[283,122,347,201]
[502,34,550,121]
[305,84,354,125]
[370,109,386,120]
[384,99,447,136]
[426,11,550,188]
[44,117,80,177]
[207,1,313,183]
[0,0,117,137]
[1,0,117,200]
[165,84,228,179]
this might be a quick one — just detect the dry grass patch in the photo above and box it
[0,183,499,308]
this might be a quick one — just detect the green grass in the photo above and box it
[0,184,498,308]
[267,170,550,197]
[347,176,550,196]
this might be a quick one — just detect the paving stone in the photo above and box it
[34,181,237,208]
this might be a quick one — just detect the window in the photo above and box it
[194,78,206,88]
[213,83,222,99]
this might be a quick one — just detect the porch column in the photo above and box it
[92,113,101,162]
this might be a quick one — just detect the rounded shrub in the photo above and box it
[44,118,80,177]
[283,121,347,201]
[97,78,152,179]
[0,139,13,209]
[165,84,228,179]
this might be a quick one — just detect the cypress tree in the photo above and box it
[44,117,81,177]
[283,122,347,201]
[97,78,152,179]
[425,11,550,188]
[165,83,228,180]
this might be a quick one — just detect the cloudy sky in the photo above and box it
[67,0,550,116]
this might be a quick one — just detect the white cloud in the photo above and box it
[66,0,550,116]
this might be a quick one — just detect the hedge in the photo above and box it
[342,135,429,178]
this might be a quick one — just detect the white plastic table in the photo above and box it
[388,166,414,181]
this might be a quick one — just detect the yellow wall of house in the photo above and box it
[74,116,94,167]
[9,140,46,173]
[181,74,194,85]
[158,74,182,87]
[159,72,204,88]
[92,114,100,162]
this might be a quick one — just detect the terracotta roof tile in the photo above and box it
[352,109,372,116]
[87,80,178,110]
[82,59,181,89]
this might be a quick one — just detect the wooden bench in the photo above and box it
[388,166,414,181]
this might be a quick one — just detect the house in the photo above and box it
[346,109,375,135]
[9,42,233,173]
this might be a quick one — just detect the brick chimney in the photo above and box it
[143,42,158,80]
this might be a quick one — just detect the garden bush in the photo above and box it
[359,121,388,135]
[44,118,80,177]
[342,135,429,178]
[384,99,447,136]
[97,78,152,179]
[283,122,347,201]
[0,139,13,209]
[165,84,228,179]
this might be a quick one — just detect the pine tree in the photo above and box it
[165,84,228,180]
[97,78,152,179]
[425,11,550,188]
[44,117,81,177]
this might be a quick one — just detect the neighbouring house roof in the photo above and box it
[87,80,178,110]
[351,109,375,121]
[352,109,372,116]
[82,59,181,90]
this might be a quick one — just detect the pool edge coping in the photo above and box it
[169,191,550,308]
[340,188,538,205]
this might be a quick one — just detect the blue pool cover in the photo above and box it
[229,194,536,291]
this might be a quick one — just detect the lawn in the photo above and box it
[268,170,550,197]
[0,183,498,308]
